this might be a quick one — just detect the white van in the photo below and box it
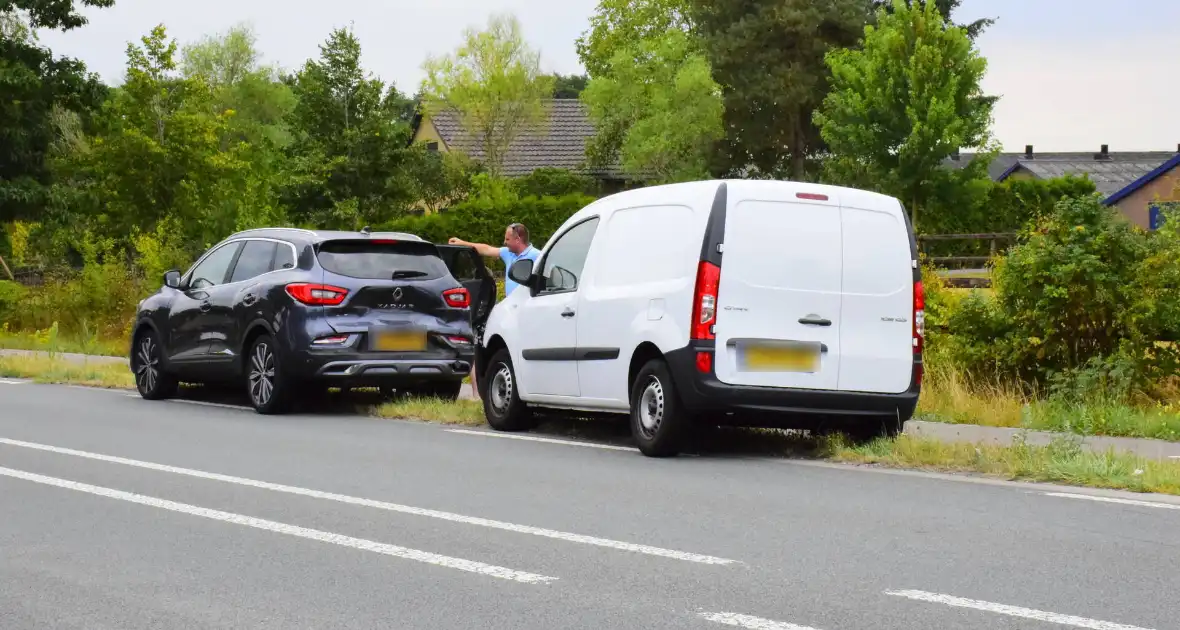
[474,179,923,457]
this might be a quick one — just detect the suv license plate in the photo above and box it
[740,342,820,372]
[370,329,427,352]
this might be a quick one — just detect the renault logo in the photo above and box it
[392,288,404,301]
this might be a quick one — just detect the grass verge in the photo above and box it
[0,324,125,357]
[374,397,484,426]
[830,434,1180,496]
[0,354,133,389]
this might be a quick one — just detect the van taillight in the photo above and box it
[913,280,925,353]
[691,261,721,340]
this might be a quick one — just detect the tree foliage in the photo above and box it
[575,0,692,78]
[550,73,588,98]
[581,29,722,184]
[689,0,870,180]
[815,0,993,229]
[870,0,994,39]
[1,0,113,31]
[421,14,554,178]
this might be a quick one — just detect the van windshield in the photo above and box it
[316,240,448,280]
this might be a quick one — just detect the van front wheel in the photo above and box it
[482,349,536,432]
[630,359,690,457]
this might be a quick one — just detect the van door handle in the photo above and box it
[798,317,831,327]
[199,300,212,313]
[242,294,257,306]
[561,308,576,318]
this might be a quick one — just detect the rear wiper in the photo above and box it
[391,270,428,279]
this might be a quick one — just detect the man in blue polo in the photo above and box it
[449,222,540,296]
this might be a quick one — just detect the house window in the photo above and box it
[426,142,439,152]
[1150,202,1178,231]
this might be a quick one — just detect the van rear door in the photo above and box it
[836,195,916,394]
[712,182,842,391]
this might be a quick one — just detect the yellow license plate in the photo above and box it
[741,344,820,372]
[371,330,426,352]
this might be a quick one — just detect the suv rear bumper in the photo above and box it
[289,347,475,387]
[665,344,920,429]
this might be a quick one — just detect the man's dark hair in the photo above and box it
[508,222,529,244]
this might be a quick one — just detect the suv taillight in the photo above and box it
[443,287,470,308]
[286,283,348,306]
[913,280,925,353]
[690,261,721,340]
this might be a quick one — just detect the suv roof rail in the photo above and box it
[229,227,318,238]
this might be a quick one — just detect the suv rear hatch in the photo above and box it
[307,239,474,353]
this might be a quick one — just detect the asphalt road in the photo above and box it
[1,381,1178,630]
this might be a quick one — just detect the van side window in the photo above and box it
[539,217,600,294]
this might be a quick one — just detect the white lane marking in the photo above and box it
[0,437,734,565]
[1044,492,1180,511]
[885,590,1154,630]
[699,611,824,630]
[123,394,248,410]
[445,428,638,452]
[0,466,556,584]
[0,379,25,384]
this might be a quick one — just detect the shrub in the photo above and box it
[948,193,1180,394]
[511,168,599,198]
[0,280,28,322]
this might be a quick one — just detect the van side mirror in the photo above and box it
[163,270,182,289]
[508,259,534,286]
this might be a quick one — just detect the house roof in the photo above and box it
[943,149,1179,196]
[1103,152,1180,206]
[416,99,623,179]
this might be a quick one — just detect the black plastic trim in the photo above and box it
[522,348,577,361]
[576,347,620,361]
[699,182,728,266]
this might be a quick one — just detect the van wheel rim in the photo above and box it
[638,377,665,436]
[249,343,275,406]
[134,336,159,393]
[490,364,513,414]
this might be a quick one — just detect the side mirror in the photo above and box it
[508,259,534,286]
[163,269,182,289]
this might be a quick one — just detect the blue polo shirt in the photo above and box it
[500,245,540,296]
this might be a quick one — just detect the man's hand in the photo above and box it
[448,237,463,245]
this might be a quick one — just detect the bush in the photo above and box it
[0,280,28,322]
[947,193,1180,395]
[510,168,599,198]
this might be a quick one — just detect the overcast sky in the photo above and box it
[34,0,1180,153]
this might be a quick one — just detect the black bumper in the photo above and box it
[291,348,474,386]
[665,343,921,429]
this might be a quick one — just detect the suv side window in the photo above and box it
[229,240,277,283]
[273,242,296,271]
[539,218,600,294]
[188,242,242,290]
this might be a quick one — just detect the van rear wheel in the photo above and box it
[482,349,536,432]
[630,359,690,457]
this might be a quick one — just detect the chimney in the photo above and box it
[1024,144,1034,159]
[1094,144,1110,160]
[951,148,960,161]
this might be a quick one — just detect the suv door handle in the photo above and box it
[798,317,831,326]
[199,300,212,313]
[561,308,576,318]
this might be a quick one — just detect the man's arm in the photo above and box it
[447,237,501,258]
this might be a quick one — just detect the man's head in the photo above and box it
[503,223,530,254]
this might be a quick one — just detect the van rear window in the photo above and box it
[316,240,448,280]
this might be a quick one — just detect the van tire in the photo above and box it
[482,349,536,432]
[630,359,689,457]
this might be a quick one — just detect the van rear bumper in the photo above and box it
[665,344,920,429]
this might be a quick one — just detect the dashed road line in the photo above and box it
[699,611,825,630]
[886,589,1154,630]
[0,466,556,584]
[0,437,735,565]
[0,379,25,384]
[1043,492,1180,511]
[445,429,638,452]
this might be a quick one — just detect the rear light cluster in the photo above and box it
[690,261,721,340]
[286,283,348,306]
[443,287,470,308]
[913,280,925,353]
[312,334,350,346]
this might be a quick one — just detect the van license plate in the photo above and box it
[370,329,426,352]
[741,342,820,372]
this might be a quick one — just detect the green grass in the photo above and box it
[374,397,484,425]
[0,324,125,357]
[0,354,134,389]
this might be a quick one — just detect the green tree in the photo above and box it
[284,27,420,228]
[181,23,296,147]
[814,0,993,229]
[581,29,723,183]
[550,73,588,98]
[871,0,994,39]
[575,0,692,78]
[0,0,109,223]
[689,0,870,180]
[420,13,554,178]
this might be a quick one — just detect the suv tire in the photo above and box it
[245,334,293,414]
[482,348,536,432]
[630,358,690,457]
[132,329,179,400]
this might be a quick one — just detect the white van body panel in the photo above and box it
[837,190,916,394]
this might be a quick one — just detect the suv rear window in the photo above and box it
[316,240,449,280]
